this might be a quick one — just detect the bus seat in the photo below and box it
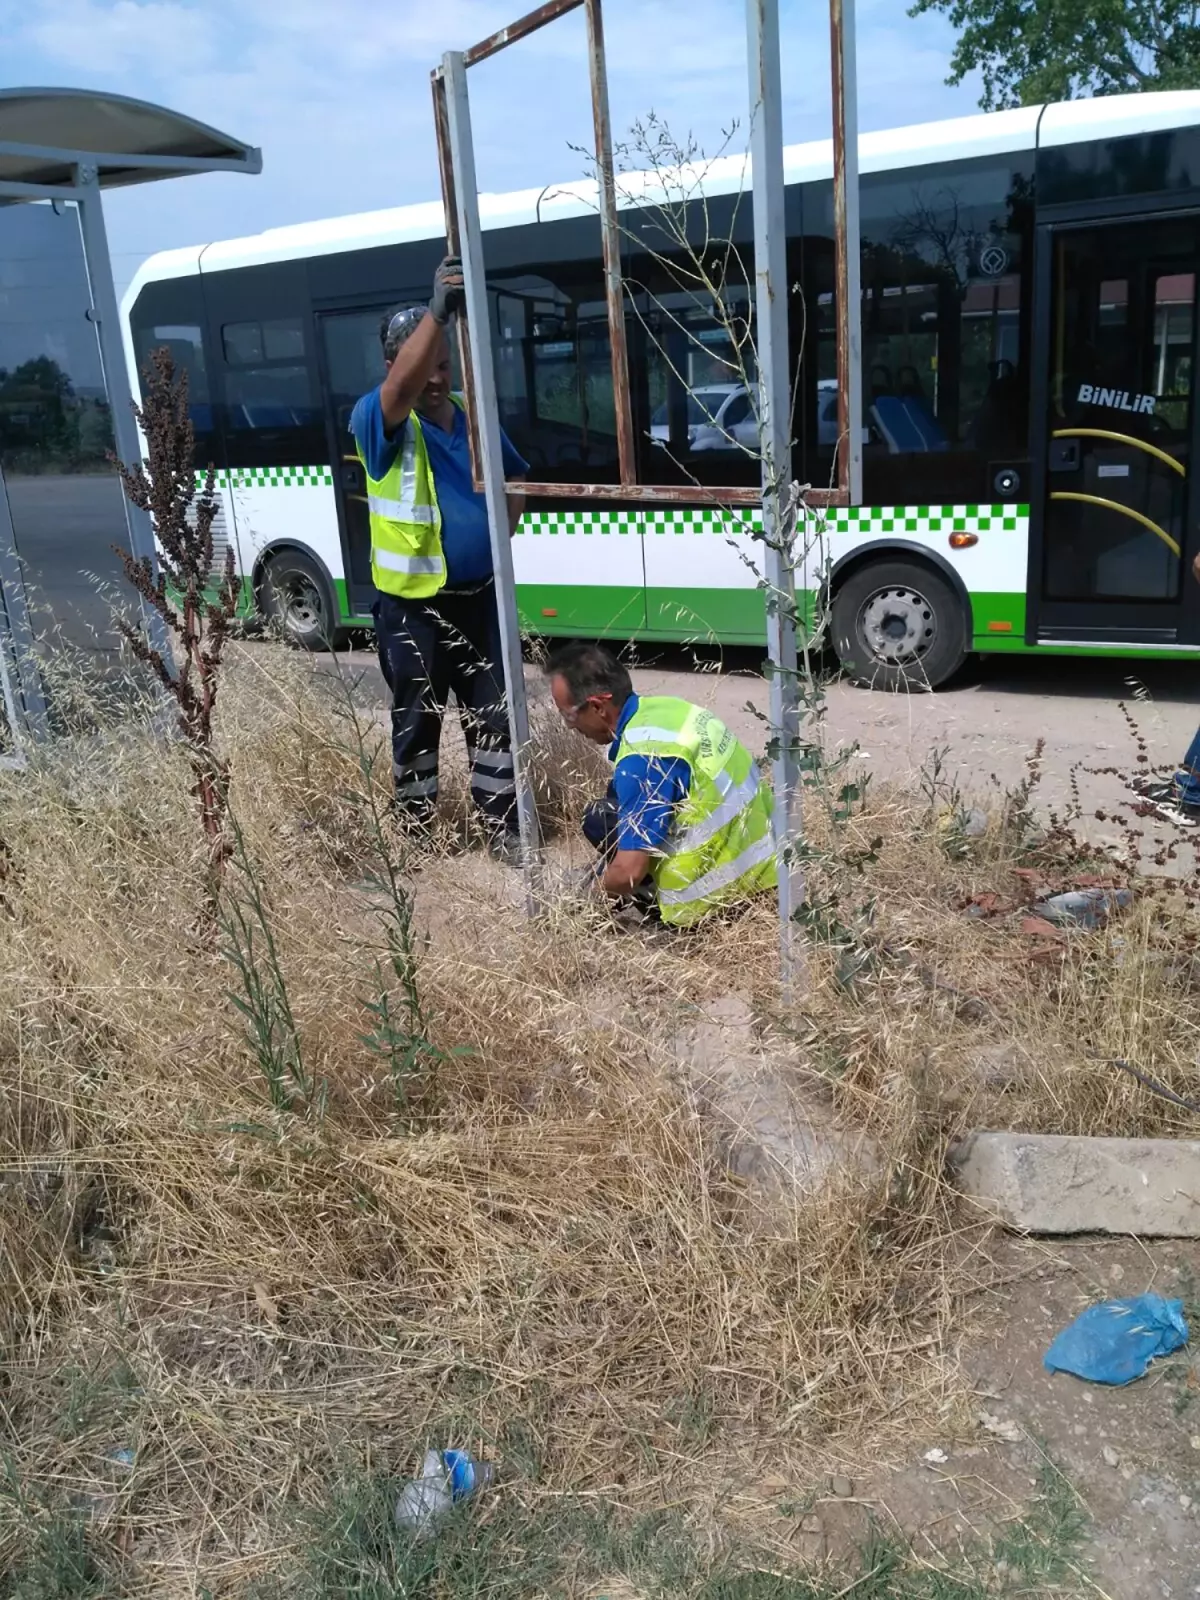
[870,396,927,454]
[902,396,949,451]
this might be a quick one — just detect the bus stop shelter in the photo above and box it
[0,88,260,766]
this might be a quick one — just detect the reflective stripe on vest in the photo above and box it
[658,831,775,907]
[672,764,762,855]
[368,496,438,525]
[613,695,775,928]
[374,548,445,577]
[359,402,451,599]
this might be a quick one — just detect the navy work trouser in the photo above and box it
[373,582,517,830]
[1177,725,1200,806]
[582,785,621,857]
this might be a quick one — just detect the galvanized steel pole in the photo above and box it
[746,0,804,989]
[0,464,47,765]
[441,50,543,909]
[830,0,863,504]
[74,164,174,669]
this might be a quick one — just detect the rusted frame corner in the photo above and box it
[431,0,854,512]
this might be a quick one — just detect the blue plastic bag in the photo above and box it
[1044,1293,1189,1386]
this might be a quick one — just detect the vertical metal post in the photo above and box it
[442,50,542,908]
[431,70,485,494]
[746,0,803,990]
[830,0,863,505]
[0,463,48,764]
[74,165,174,667]
[583,0,636,486]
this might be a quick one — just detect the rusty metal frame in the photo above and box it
[430,0,858,510]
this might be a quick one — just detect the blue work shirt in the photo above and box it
[349,389,528,585]
[610,692,692,852]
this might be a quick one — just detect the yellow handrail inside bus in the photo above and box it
[1049,491,1181,557]
[1051,427,1186,477]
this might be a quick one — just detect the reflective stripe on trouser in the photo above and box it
[467,744,517,821]
[393,749,438,808]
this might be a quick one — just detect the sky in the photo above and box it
[1,0,983,299]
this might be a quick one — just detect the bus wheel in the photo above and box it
[831,559,967,690]
[260,550,346,651]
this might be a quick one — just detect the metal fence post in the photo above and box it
[746,0,804,991]
[74,165,174,669]
[830,0,863,505]
[0,463,48,766]
[441,50,543,909]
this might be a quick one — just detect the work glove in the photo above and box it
[430,255,466,324]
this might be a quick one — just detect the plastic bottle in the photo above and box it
[394,1448,493,1535]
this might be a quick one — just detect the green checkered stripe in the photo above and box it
[822,503,1030,536]
[198,466,334,489]
[642,507,762,533]
[521,509,641,533]
[521,504,1030,535]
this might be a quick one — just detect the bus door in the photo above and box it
[315,304,399,623]
[1031,213,1200,645]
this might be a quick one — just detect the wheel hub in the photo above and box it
[284,578,322,630]
[859,585,936,665]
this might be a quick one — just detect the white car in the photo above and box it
[652,380,846,452]
[649,383,759,452]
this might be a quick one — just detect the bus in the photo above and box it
[121,90,1200,690]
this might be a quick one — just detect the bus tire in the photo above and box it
[831,558,967,691]
[260,549,347,651]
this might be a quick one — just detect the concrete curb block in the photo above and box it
[950,1131,1200,1237]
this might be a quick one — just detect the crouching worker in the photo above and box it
[545,641,776,928]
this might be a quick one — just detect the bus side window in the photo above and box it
[128,276,218,468]
[488,266,621,485]
[134,323,213,436]
[630,238,763,492]
[802,154,1034,502]
[216,315,322,457]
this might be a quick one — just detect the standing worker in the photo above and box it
[350,256,528,859]
[546,641,776,926]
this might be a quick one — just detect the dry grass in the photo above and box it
[1,642,1198,1595]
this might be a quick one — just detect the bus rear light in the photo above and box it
[949,532,978,549]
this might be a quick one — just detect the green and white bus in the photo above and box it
[122,90,1200,689]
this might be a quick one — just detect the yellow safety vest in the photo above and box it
[614,695,776,928]
[357,397,467,599]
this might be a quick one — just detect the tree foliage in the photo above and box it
[909,0,1200,109]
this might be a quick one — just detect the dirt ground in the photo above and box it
[404,838,1200,1596]
[793,1234,1200,1599]
[245,636,1200,1592]
[292,636,1200,862]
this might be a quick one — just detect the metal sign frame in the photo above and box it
[430,0,861,510]
[431,0,860,974]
